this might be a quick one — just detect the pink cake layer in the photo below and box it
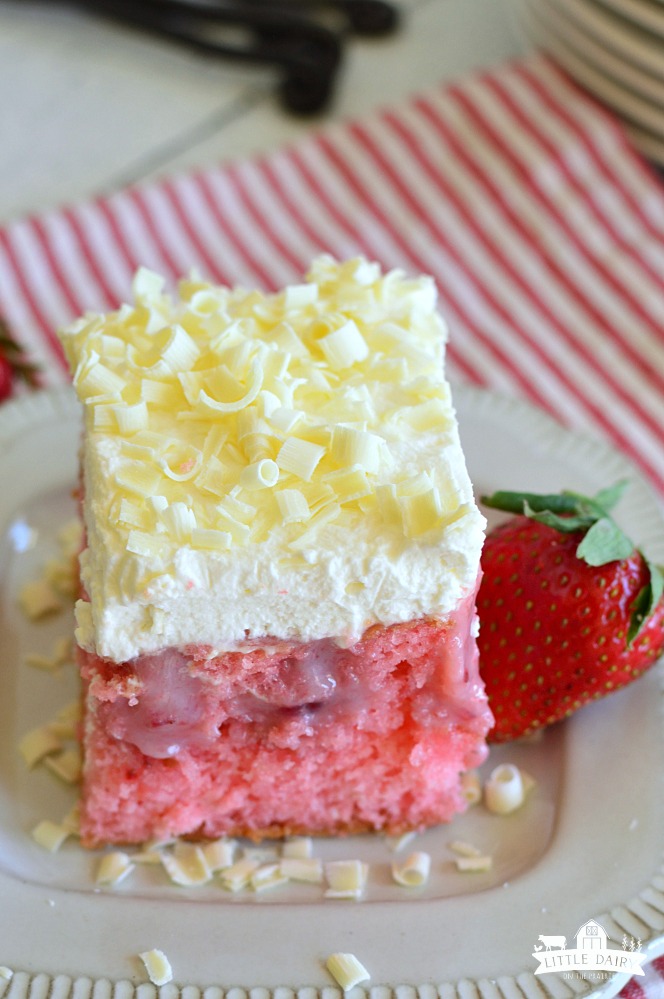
[77,597,492,847]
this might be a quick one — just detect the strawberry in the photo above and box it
[0,352,13,403]
[0,316,40,402]
[477,481,664,743]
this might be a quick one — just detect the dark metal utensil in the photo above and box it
[239,0,400,37]
[48,0,401,114]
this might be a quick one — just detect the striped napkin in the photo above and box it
[1,53,662,497]
[0,51,663,995]
[624,955,664,999]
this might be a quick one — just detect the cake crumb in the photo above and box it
[139,948,173,987]
[0,967,13,981]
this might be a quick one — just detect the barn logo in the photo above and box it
[532,919,645,980]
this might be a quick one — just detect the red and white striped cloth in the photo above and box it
[1,53,662,497]
[623,955,664,999]
[1,51,664,996]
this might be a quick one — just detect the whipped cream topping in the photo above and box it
[59,256,485,662]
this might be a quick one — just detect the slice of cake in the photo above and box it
[59,256,492,848]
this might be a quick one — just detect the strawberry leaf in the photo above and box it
[589,479,629,513]
[576,516,635,567]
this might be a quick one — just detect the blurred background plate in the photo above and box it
[525,0,664,89]
[593,0,664,37]
[622,120,664,160]
[514,0,664,164]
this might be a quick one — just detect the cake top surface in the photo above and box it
[59,256,485,661]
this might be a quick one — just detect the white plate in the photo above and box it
[2,385,664,998]
[623,121,664,163]
[594,0,664,38]
[523,0,664,107]
[516,0,664,80]
[519,1,664,160]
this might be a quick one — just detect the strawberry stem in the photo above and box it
[479,489,580,515]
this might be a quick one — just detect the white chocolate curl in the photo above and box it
[454,854,492,873]
[484,763,526,814]
[391,851,431,887]
[139,949,173,987]
[324,858,368,898]
[326,953,371,991]
[460,769,482,805]
[31,819,71,853]
[240,458,280,490]
[96,851,135,886]
[279,857,323,883]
